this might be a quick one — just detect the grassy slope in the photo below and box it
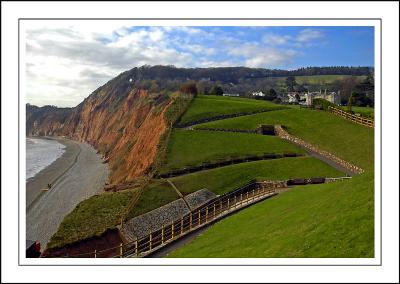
[294,75,366,84]
[161,129,304,173]
[179,95,286,125]
[168,172,373,258]
[47,189,137,249]
[170,157,343,196]
[168,106,374,258]
[196,108,374,170]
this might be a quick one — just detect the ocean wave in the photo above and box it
[26,138,66,180]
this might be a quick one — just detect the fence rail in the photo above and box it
[328,106,374,128]
[124,184,278,258]
[50,176,353,258]
[55,182,279,258]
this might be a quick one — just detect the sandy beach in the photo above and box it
[26,137,109,249]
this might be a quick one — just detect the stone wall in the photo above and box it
[120,189,217,241]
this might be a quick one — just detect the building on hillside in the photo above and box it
[284,90,341,106]
[222,93,240,97]
[287,92,299,103]
[252,91,266,97]
[303,89,341,106]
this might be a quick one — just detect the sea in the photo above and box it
[26,138,66,180]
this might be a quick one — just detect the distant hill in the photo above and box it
[119,65,372,84]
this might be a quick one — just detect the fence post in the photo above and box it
[161,224,164,244]
[240,193,243,205]
[172,221,174,239]
[198,210,201,226]
[252,189,255,201]
[234,195,237,208]
[94,250,97,258]
[213,203,216,219]
[206,207,209,223]
[220,200,222,212]
[119,243,123,258]
[246,191,249,203]
[227,197,230,209]
[149,232,152,250]
[189,212,192,230]
[135,239,138,257]
[181,217,183,235]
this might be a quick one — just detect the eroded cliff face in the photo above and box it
[26,71,173,184]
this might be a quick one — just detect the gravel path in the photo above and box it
[26,138,109,249]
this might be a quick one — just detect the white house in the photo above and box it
[252,91,266,97]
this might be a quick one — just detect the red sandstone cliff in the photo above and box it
[26,71,173,184]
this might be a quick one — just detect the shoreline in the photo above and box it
[26,136,109,249]
[26,137,81,209]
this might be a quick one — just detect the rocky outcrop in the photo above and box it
[26,70,174,184]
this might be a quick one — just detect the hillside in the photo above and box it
[166,98,374,258]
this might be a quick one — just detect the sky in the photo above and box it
[24,22,374,107]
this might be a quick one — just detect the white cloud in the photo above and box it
[25,23,201,107]
[227,43,298,68]
[24,23,311,107]
[263,33,292,45]
[296,28,323,42]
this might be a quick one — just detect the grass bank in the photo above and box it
[196,108,374,170]
[169,156,343,196]
[178,95,286,125]
[168,172,374,258]
[47,189,137,249]
[160,129,305,173]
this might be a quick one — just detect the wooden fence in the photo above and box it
[56,182,278,258]
[328,106,374,128]
[123,184,277,258]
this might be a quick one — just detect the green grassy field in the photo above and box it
[168,172,374,258]
[274,75,366,90]
[170,156,343,196]
[294,75,366,84]
[195,108,374,170]
[178,95,286,125]
[160,129,305,173]
[47,189,138,249]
